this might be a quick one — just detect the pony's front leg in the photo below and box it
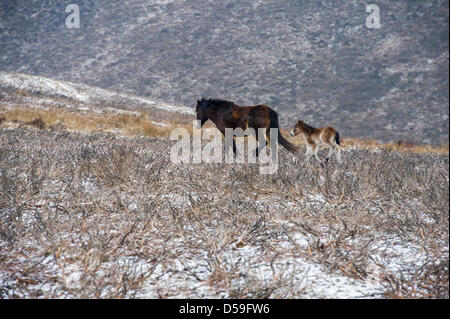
[223,133,237,159]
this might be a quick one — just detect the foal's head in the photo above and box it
[290,120,309,137]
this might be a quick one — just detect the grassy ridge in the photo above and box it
[1,106,448,155]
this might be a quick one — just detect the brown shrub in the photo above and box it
[13,89,31,97]
[49,123,66,132]
[396,140,414,149]
[20,118,46,130]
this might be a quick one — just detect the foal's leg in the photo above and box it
[305,145,312,161]
[336,147,342,164]
[325,145,335,164]
[312,144,323,166]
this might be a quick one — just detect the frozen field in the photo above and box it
[0,127,448,298]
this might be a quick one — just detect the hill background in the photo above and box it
[0,0,448,145]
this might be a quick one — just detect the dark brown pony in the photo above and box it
[196,98,298,156]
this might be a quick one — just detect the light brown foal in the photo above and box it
[290,120,341,165]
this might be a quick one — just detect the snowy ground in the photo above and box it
[0,71,448,298]
[0,71,194,115]
[0,127,447,299]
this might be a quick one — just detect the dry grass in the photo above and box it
[340,137,449,155]
[1,107,447,156]
[0,107,172,137]
[0,125,448,299]
[13,89,31,98]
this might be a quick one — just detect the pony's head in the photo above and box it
[196,98,210,127]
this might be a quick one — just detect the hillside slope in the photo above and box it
[0,0,448,144]
[0,71,193,115]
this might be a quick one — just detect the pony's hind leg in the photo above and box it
[254,132,268,158]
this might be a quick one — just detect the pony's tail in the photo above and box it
[335,131,340,145]
[269,110,299,154]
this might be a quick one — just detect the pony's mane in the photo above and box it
[298,121,316,134]
[202,98,235,108]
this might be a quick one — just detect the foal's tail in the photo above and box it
[269,110,299,154]
[335,131,340,145]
